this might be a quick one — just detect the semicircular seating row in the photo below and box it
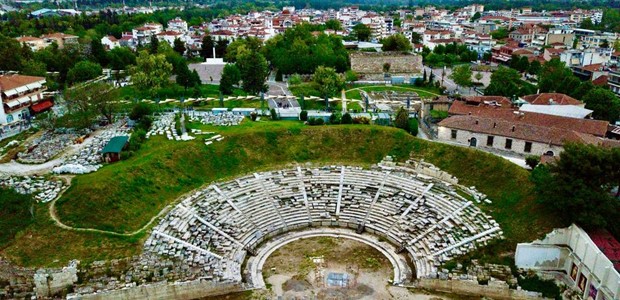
[143,166,503,284]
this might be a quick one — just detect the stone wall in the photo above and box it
[34,261,79,298]
[70,280,246,300]
[350,51,423,80]
[0,258,36,299]
[417,278,545,300]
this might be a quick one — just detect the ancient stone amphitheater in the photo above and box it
[144,164,502,289]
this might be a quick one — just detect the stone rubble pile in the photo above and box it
[53,122,130,175]
[0,175,65,203]
[17,130,83,164]
[189,111,244,126]
[146,113,183,141]
[437,260,518,287]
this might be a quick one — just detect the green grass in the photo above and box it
[430,110,449,120]
[0,189,34,248]
[118,84,246,101]
[2,121,560,267]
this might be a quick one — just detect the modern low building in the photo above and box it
[0,74,50,131]
[515,224,619,300]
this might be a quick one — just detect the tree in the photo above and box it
[531,143,620,234]
[539,58,580,94]
[173,38,186,56]
[90,38,108,66]
[474,72,483,84]
[528,60,542,75]
[219,64,241,95]
[108,47,136,70]
[580,18,595,30]
[600,39,610,49]
[341,112,353,124]
[411,32,422,44]
[571,81,595,100]
[176,63,193,90]
[67,61,103,85]
[470,12,481,22]
[215,39,229,58]
[236,50,268,94]
[394,107,409,132]
[614,40,620,52]
[491,28,509,40]
[345,70,358,83]
[449,64,473,90]
[510,55,530,73]
[21,60,47,77]
[149,35,159,54]
[325,19,343,30]
[582,88,620,122]
[381,34,412,51]
[300,110,308,121]
[0,34,25,71]
[129,51,173,93]
[200,35,214,59]
[312,66,345,98]
[525,155,540,169]
[485,66,524,97]
[352,23,371,42]
[65,82,119,125]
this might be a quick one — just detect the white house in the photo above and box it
[101,35,120,50]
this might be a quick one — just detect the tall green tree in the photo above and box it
[352,23,371,42]
[67,61,103,85]
[381,34,412,51]
[108,47,136,70]
[394,107,410,132]
[449,64,473,91]
[149,35,159,54]
[0,34,25,71]
[200,35,214,59]
[219,64,241,95]
[538,58,580,94]
[582,88,620,122]
[65,82,119,124]
[129,51,173,93]
[90,38,108,66]
[531,143,620,235]
[312,66,345,98]
[236,50,268,94]
[173,38,186,56]
[485,66,531,97]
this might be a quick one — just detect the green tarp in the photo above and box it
[101,136,129,154]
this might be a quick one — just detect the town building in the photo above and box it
[0,74,50,131]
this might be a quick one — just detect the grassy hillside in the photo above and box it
[2,121,560,267]
[0,189,35,248]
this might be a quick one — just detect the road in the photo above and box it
[266,71,292,96]
[427,66,492,96]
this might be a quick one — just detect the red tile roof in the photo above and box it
[521,93,582,106]
[0,74,45,92]
[447,99,608,137]
[592,75,608,86]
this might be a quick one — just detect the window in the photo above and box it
[505,139,512,149]
[6,115,13,123]
[487,136,494,146]
[524,142,532,153]
[451,130,457,139]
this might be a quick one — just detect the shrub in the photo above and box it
[129,103,153,121]
[137,116,153,131]
[329,112,341,124]
[275,70,283,82]
[270,108,279,120]
[315,118,324,125]
[341,112,353,124]
[289,74,302,85]
[525,155,541,169]
[299,110,308,121]
[250,112,258,121]
[408,118,419,136]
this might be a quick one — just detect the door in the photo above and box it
[470,137,477,147]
